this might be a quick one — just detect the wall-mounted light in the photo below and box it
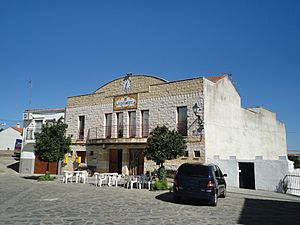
[192,103,204,133]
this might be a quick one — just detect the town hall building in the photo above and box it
[65,74,291,191]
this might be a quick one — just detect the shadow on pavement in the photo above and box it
[239,198,300,225]
[22,175,40,180]
[7,161,20,173]
[155,192,208,206]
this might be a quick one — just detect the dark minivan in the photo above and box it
[173,163,227,206]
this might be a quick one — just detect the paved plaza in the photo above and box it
[0,156,300,225]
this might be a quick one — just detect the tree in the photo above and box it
[144,125,187,180]
[288,156,300,168]
[34,121,71,173]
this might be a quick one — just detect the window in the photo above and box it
[177,106,187,136]
[78,116,85,140]
[178,164,209,177]
[129,111,136,137]
[117,112,123,138]
[90,151,94,156]
[105,113,112,138]
[35,120,43,134]
[142,110,149,137]
[194,150,201,158]
[184,150,189,157]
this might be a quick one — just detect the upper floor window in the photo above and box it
[35,120,43,134]
[177,106,187,136]
[117,112,123,138]
[78,116,85,140]
[105,113,112,138]
[129,111,136,138]
[142,110,149,137]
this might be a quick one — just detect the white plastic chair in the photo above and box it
[94,172,100,186]
[130,176,141,189]
[116,174,126,187]
[140,174,152,190]
[63,171,74,184]
[80,171,89,184]
[98,174,108,187]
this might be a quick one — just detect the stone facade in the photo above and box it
[65,74,290,191]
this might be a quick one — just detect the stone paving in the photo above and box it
[0,156,300,225]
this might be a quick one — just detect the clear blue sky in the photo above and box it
[0,1,299,149]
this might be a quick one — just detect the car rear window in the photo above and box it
[177,164,209,177]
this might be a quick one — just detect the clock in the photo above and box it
[123,78,131,91]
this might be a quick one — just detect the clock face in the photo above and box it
[123,79,131,90]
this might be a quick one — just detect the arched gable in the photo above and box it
[94,74,167,95]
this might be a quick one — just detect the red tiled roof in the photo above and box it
[206,75,226,83]
[11,126,23,134]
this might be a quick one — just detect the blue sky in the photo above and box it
[0,1,299,149]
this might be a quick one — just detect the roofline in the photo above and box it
[94,74,168,93]
[24,108,65,114]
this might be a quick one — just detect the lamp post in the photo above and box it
[192,103,204,133]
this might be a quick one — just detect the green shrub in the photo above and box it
[153,180,169,190]
[37,171,56,181]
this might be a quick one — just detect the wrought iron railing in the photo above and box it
[87,125,150,140]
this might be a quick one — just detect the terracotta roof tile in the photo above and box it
[11,126,23,134]
[206,75,226,83]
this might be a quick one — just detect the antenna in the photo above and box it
[28,78,32,106]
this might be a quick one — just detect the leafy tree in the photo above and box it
[288,156,300,168]
[34,121,71,173]
[144,125,187,180]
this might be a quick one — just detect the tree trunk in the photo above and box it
[46,161,50,173]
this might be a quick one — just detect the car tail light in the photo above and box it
[207,181,214,189]
[173,177,178,185]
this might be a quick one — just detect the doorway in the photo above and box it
[238,162,255,189]
[129,149,144,175]
[109,149,122,174]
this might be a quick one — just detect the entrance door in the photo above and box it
[239,162,255,189]
[129,149,144,175]
[109,149,122,173]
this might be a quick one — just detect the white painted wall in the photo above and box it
[204,77,289,191]
[204,77,287,161]
[20,109,65,174]
[0,127,22,151]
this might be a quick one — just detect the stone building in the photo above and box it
[65,74,291,191]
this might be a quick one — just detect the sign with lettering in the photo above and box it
[113,94,138,111]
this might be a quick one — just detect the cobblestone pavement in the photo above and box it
[1,156,300,225]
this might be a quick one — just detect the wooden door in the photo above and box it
[109,149,122,173]
[129,149,144,175]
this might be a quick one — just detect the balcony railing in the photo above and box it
[87,125,149,140]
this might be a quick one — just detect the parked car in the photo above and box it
[173,163,227,206]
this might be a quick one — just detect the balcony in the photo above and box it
[87,125,149,144]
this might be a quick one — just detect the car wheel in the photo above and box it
[209,192,218,206]
[220,188,226,198]
[173,195,181,203]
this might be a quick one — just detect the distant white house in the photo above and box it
[0,125,23,151]
[19,108,65,174]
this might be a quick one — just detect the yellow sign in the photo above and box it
[113,94,138,111]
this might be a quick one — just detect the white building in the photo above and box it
[0,126,22,151]
[19,108,65,174]
[65,74,291,191]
